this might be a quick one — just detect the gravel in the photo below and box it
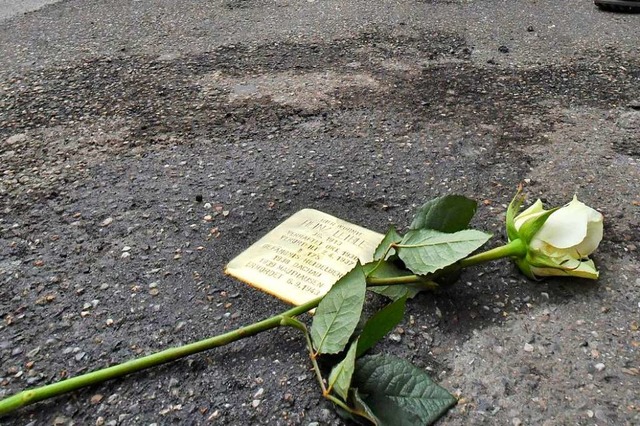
[1,0,639,425]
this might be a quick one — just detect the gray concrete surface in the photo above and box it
[0,0,63,21]
[1,1,639,425]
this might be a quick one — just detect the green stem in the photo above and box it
[430,238,527,281]
[0,296,322,417]
[324,393,356,415]
[0,239,528,417]
[458,238,527,268]
[365,274,423,286]
[367,239,527,288]
[280,316,327,394]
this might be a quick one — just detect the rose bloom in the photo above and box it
[513,196,603,279]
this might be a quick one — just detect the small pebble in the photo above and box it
[91,394,104,404]
[319,408,332,421]
[6,133,27,144]
[523,343,534,352]
[595,363,605,372]
[388,333,402,343]
[26,346,40,358]
[595,409,607,421]
[53,416,68,425]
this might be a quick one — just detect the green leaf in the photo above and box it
[373,226,402,260]
[353,354,457,426]
[398,229,491,275]
[310,263,367,355]
[363,260,425,301]
[356,297,406,358]
[409,195,477,233]
[368,284,422,301]
[328,339,359,400]
[363,260,412,278]
[368,283,429,301]
[352,389,382,424]
[505,188,525,241]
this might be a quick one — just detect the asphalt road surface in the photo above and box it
[0,0,62,21]
[1,1,639,425]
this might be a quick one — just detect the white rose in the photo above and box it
[511,195,603,279]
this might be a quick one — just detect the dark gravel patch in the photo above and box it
[1,2,639,425]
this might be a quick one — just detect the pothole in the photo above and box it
[199,70,381,112]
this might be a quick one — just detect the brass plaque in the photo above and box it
[225,209,383,306]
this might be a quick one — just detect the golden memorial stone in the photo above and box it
[225,209,383,306]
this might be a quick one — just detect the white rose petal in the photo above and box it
[511,194,603,280]
[534,196,603,254]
